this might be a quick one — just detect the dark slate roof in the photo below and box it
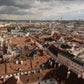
[48,45,60,56]
[59,51,84,66]
[72,58,84,66]
[59,51,74,60]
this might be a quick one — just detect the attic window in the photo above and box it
[10,65,13,69]
[31,71,34,74]
[38,82,40,84]
[38,77,40,79]
[25,63,28,65]
[37,61,39,64]
[36,69,40,73]
[45,80,47,83]
[15,68,18,71]
[50,79,53,81]
[27,79,29,81]
[35,65,37,68]
[28,67,30,69]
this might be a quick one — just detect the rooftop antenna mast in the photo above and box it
[61,17,62,24]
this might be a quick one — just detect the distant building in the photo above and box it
[0,28,7,33]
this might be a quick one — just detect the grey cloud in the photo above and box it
[66,7,71,10]
[37,0,84,3]
[38,0,84,1]
[0,0,14,6]
[39,7,52,10]
[0,0,37,15]
[0,0,84,20]
[0,0,35,9]
[37,0,51,2]
[0,6,34,15]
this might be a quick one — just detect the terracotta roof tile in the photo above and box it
[6,60,31,74]
[0,64,5,76]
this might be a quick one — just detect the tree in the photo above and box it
[7,27,15,32]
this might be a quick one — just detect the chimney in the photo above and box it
[58,63,61,67]
[40,69,42,72]
[68,67,70,71]
[52,58,53,60]
[20,60,23,65]
[55,60,57,63]
[33,70,36,74]
[49,60,51,63]
[15,76,20,82]
[54,64,56,68]
[50,61,53,67]
[19,68,21,72]
[16,61,19,64]
[67,71,71,79]
[3,78,5,82]
[78,74,81,78]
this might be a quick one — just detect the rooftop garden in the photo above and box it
[16,55,27,60]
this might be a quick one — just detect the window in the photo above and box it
[45,80,47,83]
[50,79,53,81]
[38,77,40,79]
[8,75,10,76]
[27,79,29,81]
[36,69,40,73]
[28,67,30,69]
[31,72,34,74]
[35,65,37,68]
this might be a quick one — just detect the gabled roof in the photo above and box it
[3,76,17,84]
[52,33,61,40]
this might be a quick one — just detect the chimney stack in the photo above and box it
[67,71,71,79]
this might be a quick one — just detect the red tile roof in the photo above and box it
[52,33,61,40]
[0,64,5,76]
[0,46,3,51]
[6,60,31,74]
[1,28,7,31]
[3,37,8,41]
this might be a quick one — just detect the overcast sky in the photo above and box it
[0,0,84,20]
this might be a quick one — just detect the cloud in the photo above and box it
[0,0,14,6]
[0,6,34,15]
[0,0,84,20]
[37,0,52,1]
[0,0,35,9]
